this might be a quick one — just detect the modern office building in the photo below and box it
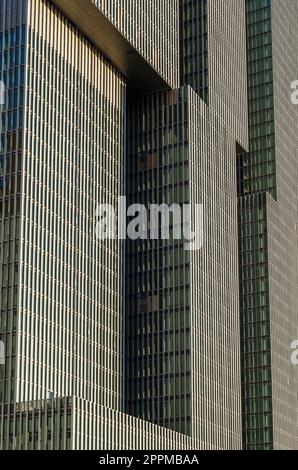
[0,0,296,452]
[237,0,298,450]
[125,0,248,449]
[0,0,196,450]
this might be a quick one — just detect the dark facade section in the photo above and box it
[126,88,192,436]
[237,0,298,449]
[180,0,209,103]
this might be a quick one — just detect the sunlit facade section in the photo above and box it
[93,0,180,88]
[0,0,126,416]
[0,0,28,408]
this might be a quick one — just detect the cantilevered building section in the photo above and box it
[237,0,298,450]
[92,0,180,89]
[52,0,179,92]
[126,0,248,449]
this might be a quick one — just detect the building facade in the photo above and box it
[0,0,185,449]
[0,0,297,451]
[237,0,298,450]
[125,0,248,449]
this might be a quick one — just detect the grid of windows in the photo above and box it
[126,88,192,437]
[126,83,246,448]
[181,0,249,149]
[238,193,273,449]
[93,0,180,89]
[180,0,209,103]
[1,396,200,450]
[0,0,27,414]
[5,0,296,452]
[15,0,126,408]
[237,0,276,198]
[125,0,249,450]
[237,0,298,450]
[0,0,126,426]
[0,0,195,451]
[237,0,276,450]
